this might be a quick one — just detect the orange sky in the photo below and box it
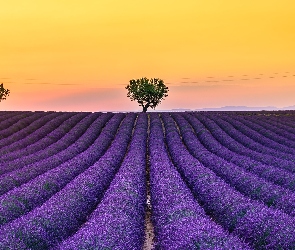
[1,0,294,111]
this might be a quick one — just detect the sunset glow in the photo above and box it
[1,0,294,111]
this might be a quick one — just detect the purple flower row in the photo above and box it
[195,113,295,174]
[0,112,87,162]
[0,113,136,249]
[253,112,295,127]
[0,112,40,138]
[56,113,148,250]
[0,111,28,130]
[0,113,98,177]
[183,113,295,192]
[161,112,295,249]
[0,112,113,195]
[209,113,295,160]
[270,114,295,127]
[227,113,295,151]
[245,110,295,125]
[149,113,251,249]
[0,111,64,156]
[0,112,113,196]
[0,111,59,148]
[238,114,295,148]
[0,113,118,226]
[171,112,295,216]
[0,113,82,162]
[0,111,21,120]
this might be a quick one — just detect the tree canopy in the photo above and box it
[126,77,169,112]
[0,83,10,102]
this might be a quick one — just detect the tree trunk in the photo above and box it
[142,103,150,113]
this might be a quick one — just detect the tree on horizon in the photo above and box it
[0,83,10,103]
[126,77,169,112]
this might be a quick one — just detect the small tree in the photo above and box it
[0,83,10,102]
[126,77,169,112]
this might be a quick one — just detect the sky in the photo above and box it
[1,0,295,111]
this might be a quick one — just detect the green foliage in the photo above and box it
[125,77,169,112]
[0,83,10,102]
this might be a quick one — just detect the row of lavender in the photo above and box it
[0,112,120,226]
[162,112,295,249]
[183,113,295,192]
[0,113,113,194]
[1,111,295,248]
[0,111,65,149]
[171,113,295,215]
[204,113,295,159]
[0,112,86,170]
[0,112,136,248]
[148,113,250,249]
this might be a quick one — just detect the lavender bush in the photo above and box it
[0,111,40,139]
[0,113,102,194]
[0,113,89,175]
[0,113,136,249]
[148,113,251,249]
[171,113,295,216]
[0,112,59,148]
[0,112,79,161]
[0,111,295,249]
[161,112,295,249]
[195,113,295,173]
[237,114,295,147]
[210,114,295,160]
[56,113,148,249]
[0,113,119,226]
[184,112,295,192]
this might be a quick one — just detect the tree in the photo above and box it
[126,77,169,112]
[0,83,10,102]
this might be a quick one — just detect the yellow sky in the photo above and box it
[1,0,294,111]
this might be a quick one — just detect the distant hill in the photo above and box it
[195,106,278,111]
[116,105,295,112]
[282,105,295,110]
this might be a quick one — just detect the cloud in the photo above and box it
[56,83,82,85]
[38,88,123,109]
[181,77,190,79]
[23,82,82,85]
[24,82,52,85]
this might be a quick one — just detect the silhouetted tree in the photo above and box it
[0,83,10,102]
[126,77,169,112]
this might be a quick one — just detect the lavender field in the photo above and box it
[1,110,295,249]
